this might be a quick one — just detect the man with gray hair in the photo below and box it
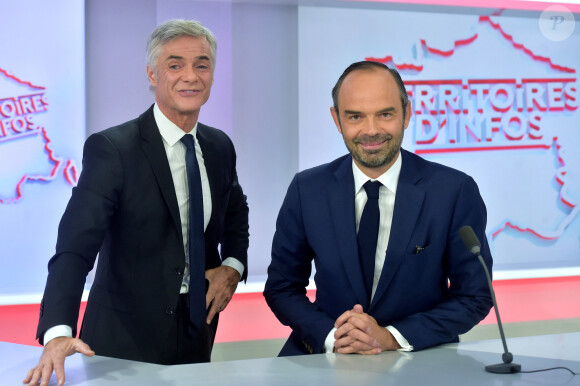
[25,19,249,385]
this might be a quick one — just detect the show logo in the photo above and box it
[0,68,78,204]
[368,16,578,155]
[405,76,576,154]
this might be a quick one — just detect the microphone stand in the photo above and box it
[475,252,521,374]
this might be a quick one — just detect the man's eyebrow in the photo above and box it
[165,55,184,61]
[343,107,396,115]
[164,54,211,62]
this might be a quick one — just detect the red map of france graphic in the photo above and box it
[366,14,579,247]
[0,68,78,204]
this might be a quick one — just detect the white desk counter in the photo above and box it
[1,332,579,385]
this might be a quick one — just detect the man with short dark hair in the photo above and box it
[25,19,249,385]
[264,61,492,356]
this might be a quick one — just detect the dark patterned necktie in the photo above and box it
[357,180,382,300]
[180,134,206,328]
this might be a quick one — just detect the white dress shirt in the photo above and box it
[324,152,413,352]
[43,105,243,345]
[154,104,244,292]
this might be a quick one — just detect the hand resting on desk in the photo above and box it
[23,336,94,386]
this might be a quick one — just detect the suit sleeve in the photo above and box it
[36,133,122,343]
[218,138,249,281]
[264,175,335,354]
[392,176,493,350]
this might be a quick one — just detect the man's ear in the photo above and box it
[403,100,412,131]
[146,64,157,88]
[330,107,342,134]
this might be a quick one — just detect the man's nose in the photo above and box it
[182,66,199,82]
[366,118,380,135]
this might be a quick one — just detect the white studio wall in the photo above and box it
[1,1,578,304]
[0,0,85,299]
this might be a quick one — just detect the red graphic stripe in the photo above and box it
[367,16,575,75]
[0,128,62,204]
[421,33,478,57]
[491,221,559,241]
[64,159,79,186]
[0,128,78,204]
[415,143,550,154]
[405,78,578,86]
[488,137,577,242]
[468,78,516,84]
[405,79,462,85]
[522,78,577,83]
[480,16,575,74]
[552,137,576,209]
[365,54,424,71]
[0,68,45,90]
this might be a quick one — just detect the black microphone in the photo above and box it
[459,225,521,374]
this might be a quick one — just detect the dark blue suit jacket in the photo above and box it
[36,105,249,363]
[264,149,492,355]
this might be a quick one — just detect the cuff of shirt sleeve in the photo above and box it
[222,257,244,279]
[386,325,414,352]
[324,327,337,353]
[43,325,73,346]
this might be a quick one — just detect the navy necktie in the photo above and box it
[180,134,206,328]
[358,180,382,301]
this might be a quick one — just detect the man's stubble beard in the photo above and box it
[341,122,404,170]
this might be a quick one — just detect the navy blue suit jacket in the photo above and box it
[37,105,249,363]
[264,149,492,355]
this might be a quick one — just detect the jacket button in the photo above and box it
[175,268,183,276]
[165,306,175,315]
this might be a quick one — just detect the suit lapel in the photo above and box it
[195,124,219,227]
[370,150,425,310]
[139,106,182,242]
[328,156,370,310]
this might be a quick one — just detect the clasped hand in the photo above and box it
[333,304,401,354]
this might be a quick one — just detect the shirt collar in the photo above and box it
[153,103,198,147]
[352,151,403,195]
